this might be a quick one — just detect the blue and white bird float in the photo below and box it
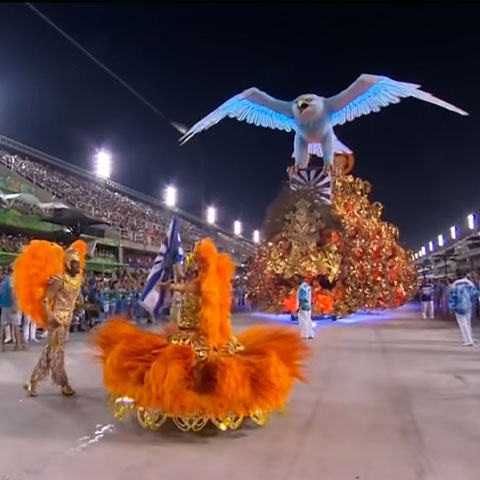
[180,74,468,174]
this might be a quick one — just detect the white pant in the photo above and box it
[455,312,474,345]
[23,315,37,343]
[298,310,314,339]
[421,301,434,319]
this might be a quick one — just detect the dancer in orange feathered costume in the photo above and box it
[13,239,87,397]
[94,238,308,432]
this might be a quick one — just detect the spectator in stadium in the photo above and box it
[87,271,97,302]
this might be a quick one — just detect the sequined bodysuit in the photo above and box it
[168,286,243,359]
[30,272,82,387]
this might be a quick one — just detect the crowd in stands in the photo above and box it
[125,251,155,268]
[0,232,156,273]
[0,234,29,254]
[93,246,117,263]
[0,151,255,262]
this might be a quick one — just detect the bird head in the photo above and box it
[293,94,323,120]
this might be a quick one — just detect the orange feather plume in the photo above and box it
[216,252,235,343]
[94,318,308,418]
[12,240,64,327]
[194,238,222,347]
[68,239,87,271]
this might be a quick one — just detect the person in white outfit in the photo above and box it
[296,277,314,340]
[419,280,435,319]
[448,273,478,346]
[23,313,38,344]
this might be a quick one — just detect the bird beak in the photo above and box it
[297,99,309,112]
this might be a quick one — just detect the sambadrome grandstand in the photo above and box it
[0,134,256,271]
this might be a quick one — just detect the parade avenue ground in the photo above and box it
[1,306,479,480]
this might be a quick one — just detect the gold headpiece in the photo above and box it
[64,247,80,265]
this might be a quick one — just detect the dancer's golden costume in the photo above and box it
[12,239,87,397]
[94,238,308,432]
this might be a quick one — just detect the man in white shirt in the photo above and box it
[419,280,435,319]
[296,277,314,340]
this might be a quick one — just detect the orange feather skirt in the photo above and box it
[94,318,308,421]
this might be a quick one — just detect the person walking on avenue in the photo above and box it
[23,313,38,344]
[0,265,24,351]
[448,272,478,346]
[296,276,314,340]
[419,279,435,319]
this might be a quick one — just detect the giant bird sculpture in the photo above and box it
[180,74,468,174]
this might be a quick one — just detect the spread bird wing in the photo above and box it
[325,74,468,127]
[179,88,295,145]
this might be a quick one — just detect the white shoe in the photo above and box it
[463,342,474,347]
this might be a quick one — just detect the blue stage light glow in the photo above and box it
[249,306,404,328]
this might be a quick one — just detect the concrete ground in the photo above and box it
[1,305,479,480]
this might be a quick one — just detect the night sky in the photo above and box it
[0,3,478,249]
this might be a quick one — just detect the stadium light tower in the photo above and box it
[450,225,457,240]
[207,206,216,225]
[95,150,112,179]
[234,220,242,236]
[429,241,434,252]
[467,213,476,230]
[164,185,177,208]
[253,229,260,244]
[438,234,445,247]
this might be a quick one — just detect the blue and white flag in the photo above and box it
[139,216,184,317]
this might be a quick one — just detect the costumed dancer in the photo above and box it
[13,239,87,397]
[94,238,308,432]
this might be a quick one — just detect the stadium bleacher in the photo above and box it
[0,145,256,265]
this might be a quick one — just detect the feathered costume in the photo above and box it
[94,238,308,432]
[13,239,87,397]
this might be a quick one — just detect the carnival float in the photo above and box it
[245,154,417,316]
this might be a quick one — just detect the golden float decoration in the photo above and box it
[108,395,277,432]
[246,154,416,316]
